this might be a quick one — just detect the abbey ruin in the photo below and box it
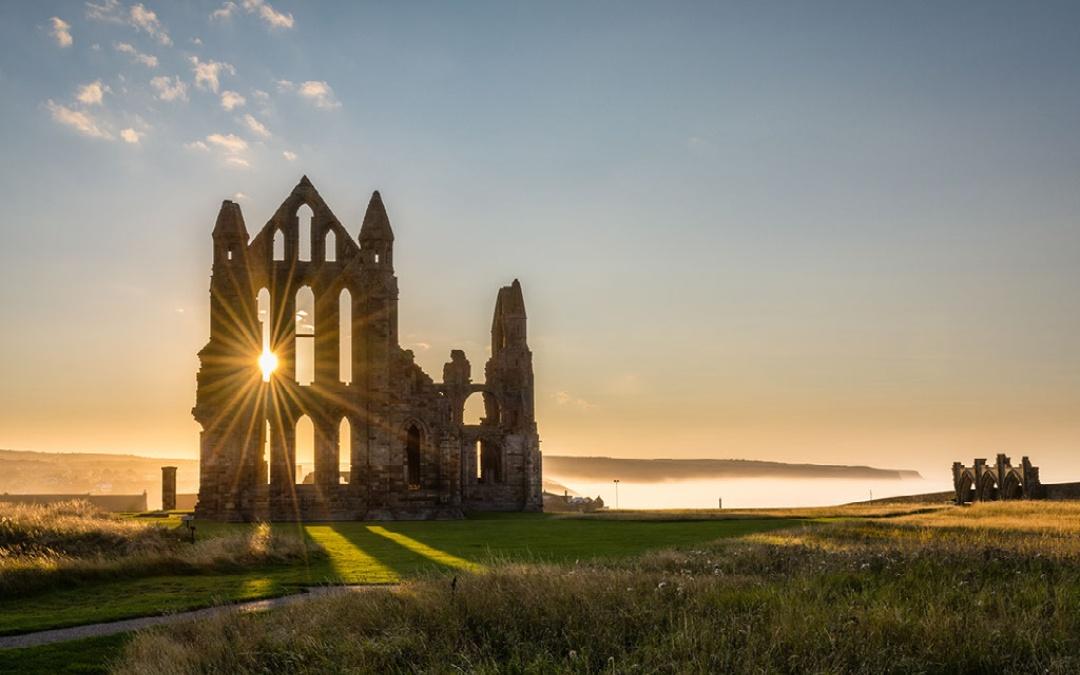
[952,454,1044,503]
[193,177,542,521]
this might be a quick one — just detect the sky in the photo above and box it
[1,1,1079,482]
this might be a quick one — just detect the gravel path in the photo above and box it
[0,585,394,650]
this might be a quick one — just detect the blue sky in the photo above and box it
[1,1,1080,480]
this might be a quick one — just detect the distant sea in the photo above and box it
[552,477,954,509]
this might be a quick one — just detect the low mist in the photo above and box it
[553,477,953,510]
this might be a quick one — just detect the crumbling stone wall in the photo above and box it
[193,177,542,521]
[952,454,1044,504]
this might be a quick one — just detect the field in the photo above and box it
[4,501,1080,673]
[0,502,794,634]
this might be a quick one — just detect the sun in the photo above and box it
[258,349,279,382]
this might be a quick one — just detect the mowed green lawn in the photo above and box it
[0,514,796,635]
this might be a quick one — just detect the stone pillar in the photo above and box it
[161,466,178,511]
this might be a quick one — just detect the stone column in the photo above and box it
[161,466,178,511]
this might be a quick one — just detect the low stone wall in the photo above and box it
[1044,482,1080,500]
[859,481,1080,505]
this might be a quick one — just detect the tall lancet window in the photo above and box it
[325,230,336,262]
[295,286,315,386]
[298,204,313,261]
[339,289,352,384]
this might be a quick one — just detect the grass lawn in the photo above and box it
[108,502,1080,674]
[0,635,128,675]
[0,514,797,635]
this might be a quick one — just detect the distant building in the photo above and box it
[952,454,1044,504]
[543,491,605,513]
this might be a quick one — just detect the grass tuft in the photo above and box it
[0,501,316,597]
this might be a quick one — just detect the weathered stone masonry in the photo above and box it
[193,177,542,521]
[952,454,1044,504]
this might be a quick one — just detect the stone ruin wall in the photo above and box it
[192,177,542,521]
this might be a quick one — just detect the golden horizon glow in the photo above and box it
[259,350,279,382]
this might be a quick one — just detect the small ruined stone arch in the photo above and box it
[1000,471,1024,500]
[462,391,486,425]
[978,471,999,501]
[956,470,975,504]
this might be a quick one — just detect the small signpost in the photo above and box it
[180,514,196,543]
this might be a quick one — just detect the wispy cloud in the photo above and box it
[206,133,248,154]
[87,2,170,45]
[150,75,188,102]
[113,42,157,67]
[75,80,109,106]
[298,81,340,109]
[120,127,143,144]
[220,90,245,110]
[240,113,270,138]
[190,133,251,168]
[49,17,73,48]
[213,0,294,29]
[85,0,125,23]
[210,2,238,20]
[189,56,235,93]
[278,79,341,109]
[282,150,297,161]
[244,0,294,29]
[130,3,171,45]
[45,100,112,139]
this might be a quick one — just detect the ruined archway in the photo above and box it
[956,472,975,504]
[463,391,485,425]
[1000,472,1024,500]
[978,473,999,502]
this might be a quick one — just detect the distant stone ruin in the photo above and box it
[192,177,542,521]
[952,454,1044,504]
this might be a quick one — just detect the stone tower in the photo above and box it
[192,177,542,521]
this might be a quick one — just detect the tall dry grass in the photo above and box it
[115,501,1080,674]
[0,500,312,596]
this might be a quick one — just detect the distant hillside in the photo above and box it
[544,456,922,482]
[0,449,198,505]
[0,450,921,505]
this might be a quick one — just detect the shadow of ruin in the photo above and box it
[192,176,542,521]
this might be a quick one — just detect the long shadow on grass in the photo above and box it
[305,517,802,583]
